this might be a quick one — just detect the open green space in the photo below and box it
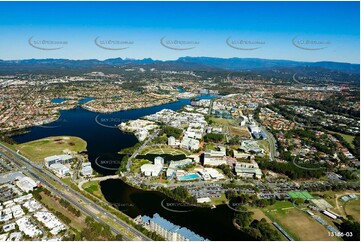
[344,197,360,222]
[39,191,87,232]
[210,193,227,205]
[258,140,270,153]
[14,136,87,162]
[0,141,16,149]
[210,117,237,126]
[262,202,338,241]
[311,190,359,212]
[327,130,355,148]
[251,208,287,241]
[131,159,151,173]
[205,142,217,150]
[82,180,104,200]
[140,145,190,156]
[229,126,250,138]
[288,191,314,200]
[263,200,294,211]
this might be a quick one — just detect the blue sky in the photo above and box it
[0,1,359,63]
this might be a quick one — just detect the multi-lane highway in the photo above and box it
[0,143,151,241]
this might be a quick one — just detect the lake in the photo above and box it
[12,95,249,240]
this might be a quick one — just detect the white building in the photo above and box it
[240,140,264,155]
[235,161,262,179]
[16,216,42,238]
[197,197,212,203]
[203,146,227,166]
[154,156,165,166]
[168,136,176,146]
[140,164,163,177]
[135,130,149,142]
[15,176,37,193]
[80,162,93,176]
[119,119,158,141]
[0,204,13,223]
[240,115,248,126]
[248,124,267,140]
[166,159,193,178]
[140,213,206,241]
[44,154,73,167]
[3,222,16,232]
[184,131,195,139]
[7,232,22,241]
[181,137,200,151]
[34,210,66,235]
[233,150,251,159]
[0,234,8,241]
[197,168,225,180]
[23,199,42,212]
[49,163,70,177]
[10,205,25,218]
[168,136,180,147]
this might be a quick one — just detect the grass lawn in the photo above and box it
[229,126,251,138]
[0,141,16,149]
[344,197,360,222]
[258,140,270,154]
[210,117,237,126]
[263,200,294,211]
[131,159,151,173]
[327,130,355,148]
[263,205,338,241]
[14,136,87,162]
[39,191,86,232]
[205,143,216,150]
[210,193,227,205]
[82,180,104,200]
[141,146,190,156]
[251,208,287,241]
[252,208,273,222]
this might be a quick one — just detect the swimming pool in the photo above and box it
[178,173,200,181]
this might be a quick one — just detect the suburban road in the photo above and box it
[126,129,160,172]
[260,126,277,161]
[0,143,151,241]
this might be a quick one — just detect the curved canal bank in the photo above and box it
[100,178,251,241]
[12,98,196,174]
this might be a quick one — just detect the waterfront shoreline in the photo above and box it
[80,98,178,114]
[118,175,214,209]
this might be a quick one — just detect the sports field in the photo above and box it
[251,208,287,241]
[263,202,338,241]
[229,126,251,138]
[210,117,237,126]
[15,136,87,162]
[288,191,314,200]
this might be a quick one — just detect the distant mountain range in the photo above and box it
[176,57,360,74]
[0,57,359,74]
